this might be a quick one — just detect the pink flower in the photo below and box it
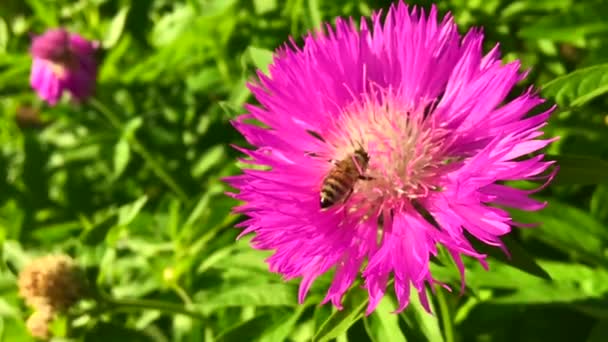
[30,28,98,106]
[226,2,556,314]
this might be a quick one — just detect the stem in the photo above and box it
[100,294,205,322]
[172,283,194,306]
[88,98,189,202]
[436,289,455,342]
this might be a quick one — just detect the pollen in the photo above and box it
[325,94,453,210]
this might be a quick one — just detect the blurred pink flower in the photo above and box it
[30,28,98,105]
[226,2,556,313]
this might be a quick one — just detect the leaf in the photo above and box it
[0,298,18,318]
[216,314,273,342]
[511,200,608,266]
[364,296,407,342]
[0,317,36,342]
[24,0,58,26]
[0,18,8,53]
[150,5,195,47]
[307,0,322,29]
[2,240,29,272]
[517,4,608,44]
[591,184,608,222]
[313,286,368,342]
[587,320,608,342]
[118,196,149,226]
[253,0,278,14]
[186,68,222,92]
[484,262,608,304]
[103,6,131,48]
[123,117,143,138]
[191,144,226,178]
[113,138,130,179]
[194,283,297,314]
[500,0,574,21]
[551,154,608,185]
[80,213,119,246]
[84,322,153,342]
[248,46,274,74]
[400,288,444,342]
[541,64,608,108]
[259,305,307,342]
[468,234,551,281]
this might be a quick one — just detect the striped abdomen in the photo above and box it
[320,148,370,209]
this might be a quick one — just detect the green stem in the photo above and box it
[436,289,455,342]
[88,98,189,202]
[99,293,205,322]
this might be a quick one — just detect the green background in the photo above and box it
[2,0,608,341]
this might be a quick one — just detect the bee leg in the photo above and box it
[343,188,354,203]
[359,175,374,181]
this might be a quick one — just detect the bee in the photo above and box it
[320,147,372,209]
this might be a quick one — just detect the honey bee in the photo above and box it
[320,147,372,209]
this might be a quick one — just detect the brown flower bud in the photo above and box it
[18,255,86,312]
[26,307,53,340]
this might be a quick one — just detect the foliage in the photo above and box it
[1,0,608,341]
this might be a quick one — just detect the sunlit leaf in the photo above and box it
[118,196,149,226]
[400,288,444,342]
[511,200,608,266]
[364,296,407,342]
[542,64,608,108]
[247,46,274,74]
[194,283,297,314]
[313,286,368,342]
[113,138,130,179]
[103,6,131,48]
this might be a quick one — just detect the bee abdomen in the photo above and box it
[320,174,355,208]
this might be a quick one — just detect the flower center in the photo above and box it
[324,95,453,213]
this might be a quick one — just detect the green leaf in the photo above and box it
[2,240,29,272]
[191,144,226,178]
[253,0,278,14]
[500,0,574,21]
[551,154,608,185]
[0,18,8,53]
[313,286,368,342]
[587,320,608,342]
[511,200,608,266]
[103,6,131,48]
[84,322,153,342]
[307,0,322,29]
[194,283,297,314]
[364,296,407,342]
[216,314,273,342]
[24,0,58,26]
[80,213,119,246]
[118,196,149,226]
[468,234,551,281]
[400,288,444,342]
[0,317,36,342]
[122,117,143,139]
[150,5,195,47]
[542,64,608,108]
[248,46,274,74]
[517,4,608,44]
[478,262,608,304]
[259,305,307,342]
[591,184,608,222]
[113,138,130,179]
